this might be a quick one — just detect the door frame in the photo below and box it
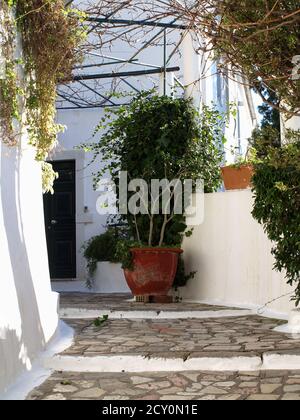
[47,150,86,281]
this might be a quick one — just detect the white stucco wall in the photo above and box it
[0,139,59,396]
[54,108,108,281]
[181,190,295,316]
[283,114,300,130]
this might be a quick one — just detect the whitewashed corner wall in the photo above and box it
[181,190,295,316]
[0,139,59,396]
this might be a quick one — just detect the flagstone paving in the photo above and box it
[27,370,300,400]
[59,292,238,312]
[61,316,300,359]
[26,293,300,400]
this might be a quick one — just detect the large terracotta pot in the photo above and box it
[221,165,254,190]
[124,247,183,296]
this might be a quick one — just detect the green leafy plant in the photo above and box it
[252,133,300,306]
[249,89,282,159]
[60,380,72,386]
[114,239,140,271]
[83,228,120,278]
[226,147,258,169]
[16,1,85,160]
[0,1,20,145]
[173,256,196,289]
[93,315,109,328]
[0,1,85,192]
[82,93,226,288]
[202,0,300,116]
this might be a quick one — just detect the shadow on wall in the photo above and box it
[0,142,45,395]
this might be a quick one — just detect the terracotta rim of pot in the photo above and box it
[221,164,253,171]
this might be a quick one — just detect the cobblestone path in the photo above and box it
[25,293,300,400]
[27,370,300,400]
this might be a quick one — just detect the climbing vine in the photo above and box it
[0,1,20,145]
[252,132,300,306]
[0,0,85,191]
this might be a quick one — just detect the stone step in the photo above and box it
[44,352,300,373]
[60,307,254,319]
[27,370,300,400]
[43,316,300,373]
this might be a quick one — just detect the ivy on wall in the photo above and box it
[0,1,20,145]
[252,132,300,306]
[0,0,85,191]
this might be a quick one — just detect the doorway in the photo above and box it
[43,160,76,279]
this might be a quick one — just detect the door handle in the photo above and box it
[51,219,58,225]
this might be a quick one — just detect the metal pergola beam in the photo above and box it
[57,92,82,108]
[86,17,188,30]
[73,59,138,70]
[73,66,180,82]
[58,11,186,110]
[77,80,116,106]
[56,104,131,110]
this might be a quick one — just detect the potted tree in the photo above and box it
[85,93,225,301]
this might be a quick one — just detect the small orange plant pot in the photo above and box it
[221,165,254,190]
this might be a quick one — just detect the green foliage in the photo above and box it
[16,0,86,162]
[93,315,109,327]
[249,88,281,158]
[227,147,258,168]
[83,93,224,246]
[0,1,20,144]
[0,1,85,192]
[82,93,225,288]
[90,93,225,194]
[41,162,58,194]
[256,88,280,132]
[249,126,281,158]
[210,0,300,115]
[173,256,196,289]
[83,229,120,279]
[115,239,139,270]
[252,137,300,306]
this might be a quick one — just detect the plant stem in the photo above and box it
[133,214,141,244]
[159,213,168,247]
[148,215,154,246]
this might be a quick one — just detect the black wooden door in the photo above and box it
[43,160,76,279]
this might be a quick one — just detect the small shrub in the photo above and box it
[83,229,119,279]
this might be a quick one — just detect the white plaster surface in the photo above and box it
[274,309,300,334]
[183,298,290,321]
[92,262,130,293]
[181,190,295,316]
[0,139,59,395]
[60,307,253,320]
[52,280,91,293]
[44,349,300,374]
[44,354,263,373]
[262,353,300,371]
[1,321,74,400]
[52,263,130,293]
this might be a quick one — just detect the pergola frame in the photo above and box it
[56,10,189,110]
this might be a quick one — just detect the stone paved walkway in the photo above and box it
[27,370,300,400]
[61,316,299,359]
[59,293,238,312]
[25,293,300,400]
